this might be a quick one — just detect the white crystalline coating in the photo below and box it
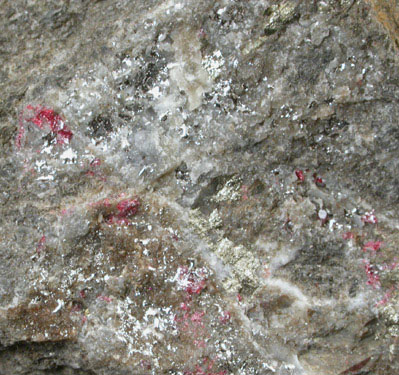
[180,124,188,138]
[144,307,159,319]
[148,86,162,99]
[37,174,55,181]
[262,362,277,372]
[217,7,226,16]
[139,166,152,176]
[60,148,77,162]
[52,299,64,314]
[120,136,129,149]
[124,58,132,67]
[202,50,225,80]
[35,160,46,168]
[42,145,54,154]
[318,209,327,220]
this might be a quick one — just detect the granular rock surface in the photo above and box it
[1,1,399,374]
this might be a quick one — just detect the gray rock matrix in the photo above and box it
[0,0,399,374]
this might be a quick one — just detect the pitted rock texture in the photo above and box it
[1,0,399,374]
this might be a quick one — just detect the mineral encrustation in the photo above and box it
[1,1,399,374]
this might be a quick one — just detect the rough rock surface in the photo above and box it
[1,0,399,374]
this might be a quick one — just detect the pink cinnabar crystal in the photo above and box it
[361,211,378,224]
[363,241,383,252]
[16,105,73,148]
[295,169,305,182]
[363,260,380,288]
[116,199,140,217]
[313,173,325,187]
[219,311,231,324]
[342,232,355,240]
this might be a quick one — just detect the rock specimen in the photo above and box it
[0,0,399,374]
